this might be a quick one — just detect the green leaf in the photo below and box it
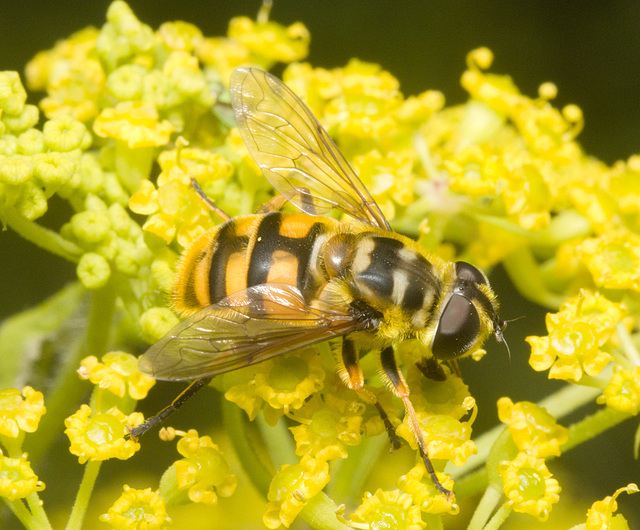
[0,282,84,389]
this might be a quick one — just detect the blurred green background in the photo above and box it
[1,1,639,527]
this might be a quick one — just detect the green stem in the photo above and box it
[299,492,350,530]
[25,492,52,530]
[502,247,565,309]
[466,485,504,530]
[455,384,600,479]
[65,460,102,530]
[3,498,37,530]
[1,207,82,262]
[256,414,297,468]
[25,281,118,462]
[561,406,631,454]
[114,141,154,194]
[617,323,640,367]
[328,433,388,506]
[222,399,273,497]
[481,501,513,530]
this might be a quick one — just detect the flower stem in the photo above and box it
[299,492,350,530]
[3,498,38,530]
[65,460,101,530]
[480,501,513,530]
[456,384,600,480]
[1,207,82,263]
[503,247,565,309]
[25,281,117,462]
[561,406,630,454]
[25,492,52,530]
[466,485,504,530]
[327,433,388,506]
[222,399,273,497]
[256,414,297,468]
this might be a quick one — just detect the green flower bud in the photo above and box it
[0,71,27,115]
[77,252,111,290]
[139,307,179,344]
[15,181,47,220]
[43,116,92,152]
[106,64,147,101]
[0,155,33,184]
[17,129,44,155]
[0,134,18,155]
[71,210,111,244]
[33,152,77,186]
[3,105,39,133]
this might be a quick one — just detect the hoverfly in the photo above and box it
[132,67,506,498]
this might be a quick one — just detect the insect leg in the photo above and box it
[339,339,402,451]
[257,188,317,215]
[190,178,231,222]
[380,346,454,499]
[128,377,212,440]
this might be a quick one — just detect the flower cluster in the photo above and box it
[1,0,640,528]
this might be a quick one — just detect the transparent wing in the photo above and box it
[139,284,364,381]
[230,67,391,230]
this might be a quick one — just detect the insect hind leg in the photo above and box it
[128,377,211,440]
[380,346,454,499]
[257,188,317,215]
[191,178,231,222]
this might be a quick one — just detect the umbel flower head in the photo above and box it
[0,451,45,501]
[0,386,46,438]
[65,405,142,464]
[99,485,172,530]
[499,451,561,521]
[160,428,237,506]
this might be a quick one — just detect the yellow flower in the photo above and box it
[597,366,640,415]
[527,290,625,381]
[225,348,325,426]
[99,485,172,530]
[397,412,477,467]
[26,27,104,122]
[93,101,174,149]
[0,451,45,501]
[396,463,458,515]
[580,230,640,292]
[0,386,46,438]
[157,21,203,53]
[78,352,155,400]
[263,455,330,529]
[169,429,237,505]
[585,483,639,530]
[497,397,569,457]
[499,452,561,521]
[227,16,310,65]
[0,71,27,115]
[350,489,426,530]
[65,405,142,464]
[289,394,363,461]
[404,359,471,420]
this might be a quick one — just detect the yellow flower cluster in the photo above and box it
[3,0,640,527]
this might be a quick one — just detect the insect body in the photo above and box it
[136,67,506,498]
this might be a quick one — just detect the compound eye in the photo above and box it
[455,261,488,285]
[431,293,480,360]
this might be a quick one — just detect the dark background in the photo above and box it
[1,2,639,528]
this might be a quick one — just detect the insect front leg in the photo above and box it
[379,346,454,499]
[338,338,402,451]
[128,377,211,440]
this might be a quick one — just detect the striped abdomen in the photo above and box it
[172,211,335,315]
